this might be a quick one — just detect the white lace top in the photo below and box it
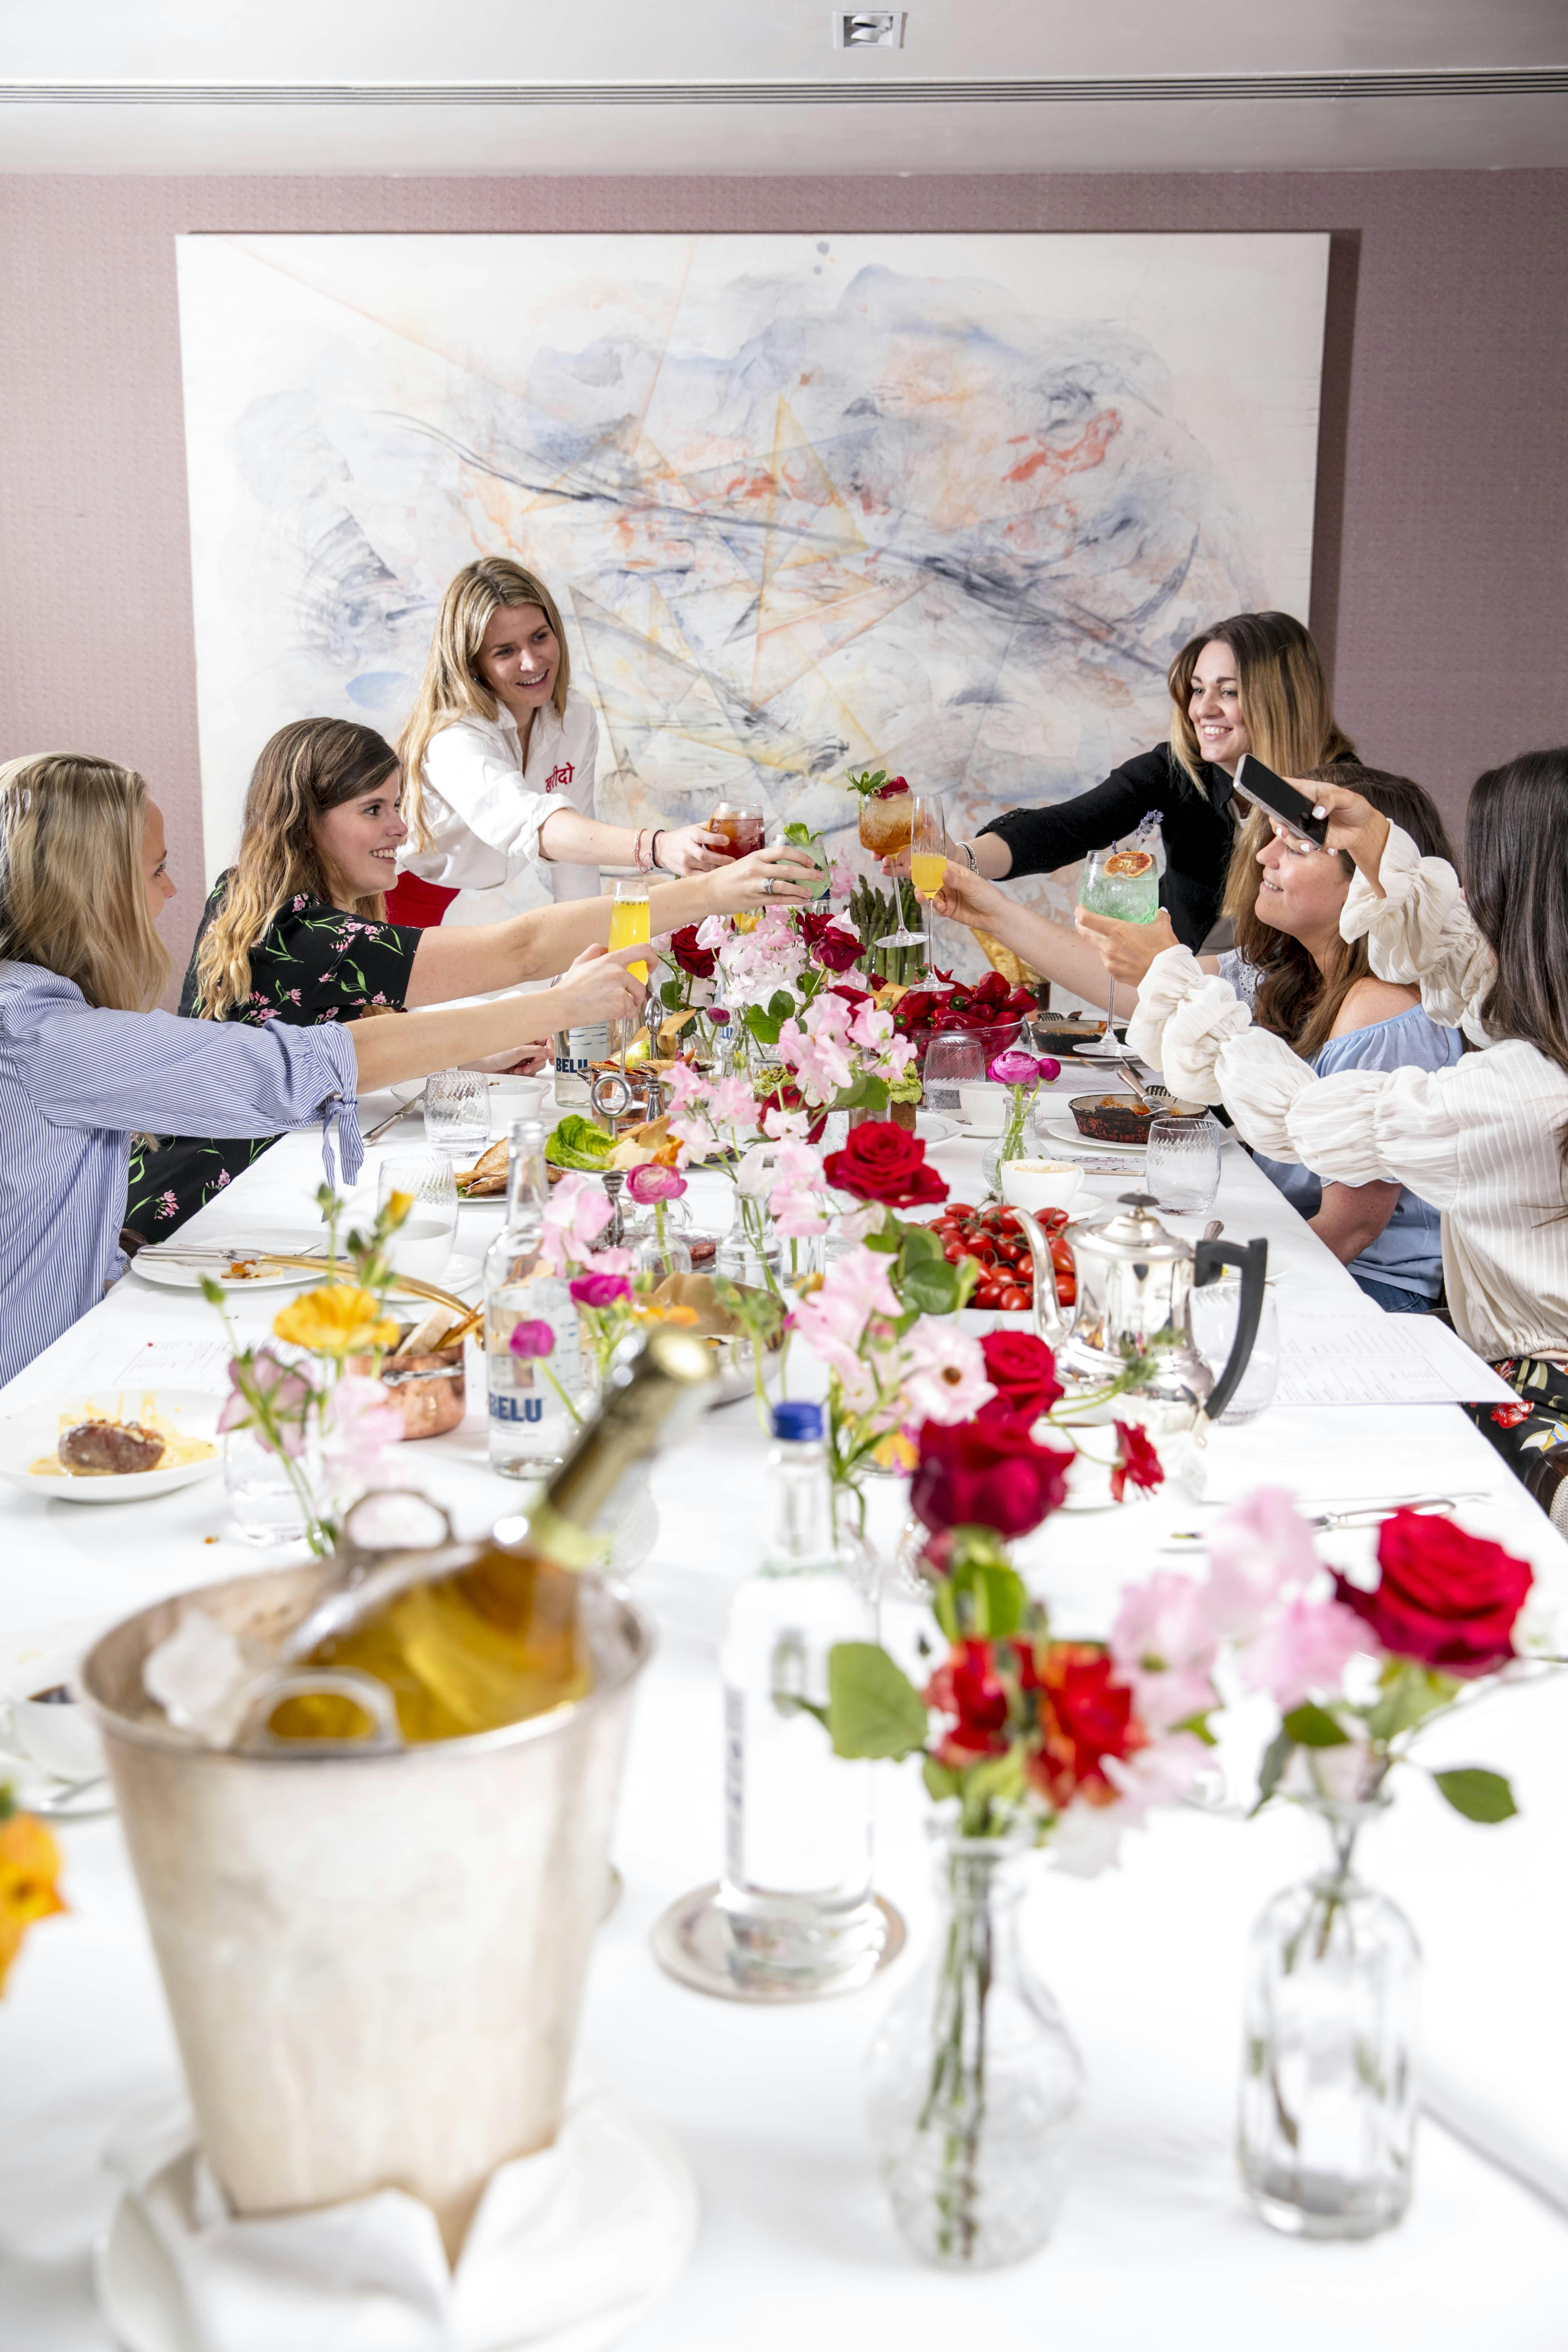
[1127,826,1568,1362]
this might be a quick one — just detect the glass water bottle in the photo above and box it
[718,1399,879,1990]
[484,1117,584,1477]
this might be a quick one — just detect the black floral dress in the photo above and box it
[123,882,421,1241]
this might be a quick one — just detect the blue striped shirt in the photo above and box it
[0,960,364,1387]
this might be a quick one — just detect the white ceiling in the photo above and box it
[1,0,1564,173]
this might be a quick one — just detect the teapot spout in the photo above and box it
[1011,1208,1071,1347]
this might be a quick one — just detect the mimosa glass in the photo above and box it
[910,797,949,969]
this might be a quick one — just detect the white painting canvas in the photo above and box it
[176,231,1328,952]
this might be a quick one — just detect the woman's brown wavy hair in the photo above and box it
[1167,610,1355,793]
[192,719,399,1018]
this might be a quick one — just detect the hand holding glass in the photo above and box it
[910,796,948,965]
[1078,846,1159,1051]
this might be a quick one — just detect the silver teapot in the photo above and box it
[1013,1191,1268,1429]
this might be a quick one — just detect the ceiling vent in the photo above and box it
[833,12,905,48]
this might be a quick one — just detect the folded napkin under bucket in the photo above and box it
[80,1561,652,2261]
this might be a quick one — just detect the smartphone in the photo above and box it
[1233,753,1329,848]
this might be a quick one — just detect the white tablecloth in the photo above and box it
[2,1081,1566,2345]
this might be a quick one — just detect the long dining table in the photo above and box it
[2,1065,1567,2348]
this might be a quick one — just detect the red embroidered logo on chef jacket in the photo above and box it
[545,763,575,792]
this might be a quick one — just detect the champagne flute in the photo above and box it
[909,796,949,971]
[1076,844,1159,1056]
[608,879,652,1072]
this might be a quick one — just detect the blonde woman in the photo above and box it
[918,611,1357,1017]
[392,556,725,928]
[125,717,814,1239]
[0,753,652,1386]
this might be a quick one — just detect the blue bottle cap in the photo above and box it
[771,1401,824,1443]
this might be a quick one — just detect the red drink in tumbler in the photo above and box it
[709,805,766,860]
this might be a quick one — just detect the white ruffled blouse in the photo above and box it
[1126,824,1568,1363]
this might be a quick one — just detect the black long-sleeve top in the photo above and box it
[976,743,1238,952]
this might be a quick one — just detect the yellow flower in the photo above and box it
[383,1189,414,1231]
[872,1430,918,1473]
[273,1284,401,1358]
[633,1300,700,1328]
[0,1812,66,1996]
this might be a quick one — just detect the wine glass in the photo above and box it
[910,797,949,969]
[1076,844,1160,1057]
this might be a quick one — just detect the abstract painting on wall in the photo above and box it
[176,231,1328,955]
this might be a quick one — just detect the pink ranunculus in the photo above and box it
[1110,1571,1219,1734]
[1202,1487,1323,1641]
[1240,1594,1365,1712]
[626,1163,687,1206]
[570,1272,633,1310]
[988,1049,1043,1087]
[898,1319,995,1426]
[508,1319,556,1361]
[709,1007,732,1027]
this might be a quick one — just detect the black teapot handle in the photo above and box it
[1193,1237,1269,1423]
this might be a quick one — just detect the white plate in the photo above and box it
[0,1389,222,1504]
[1037,1115,1148,1157]
[915,1111,957,1144]
[132,1232,329,1292]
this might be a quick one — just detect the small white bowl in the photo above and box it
[958,1082,1007,1134]
[0,1648,106,1783]
[1000,1158,1085,1216]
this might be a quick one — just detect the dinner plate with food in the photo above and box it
[0,1390,223,1503]
[131,1230,332,1292]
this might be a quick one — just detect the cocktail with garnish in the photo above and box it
[1078,846,1159,1053]
[856,773,912,860]
[708,804,767,861]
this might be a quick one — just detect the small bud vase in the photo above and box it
[866,1824,1084,2268]
[1238,1799,1419,2238]
[981,1092,1031,1197]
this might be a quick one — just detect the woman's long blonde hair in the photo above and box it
[193,719,399,1019]
[398,558,572,851]
[1167,610,1355,791]
[0,753,170,1010]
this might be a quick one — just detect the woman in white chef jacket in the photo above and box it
[393,556,724,930]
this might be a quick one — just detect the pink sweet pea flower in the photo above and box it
[695,914,729,952]
[763,1103,812,1142]
[1111,1571,1220,1733]
[539,1173,614,1274]
[324,1373,405,1479]
[899,1319,994,1426]
[1203,1488,1323,1640]
[1239,1594,1365,1711]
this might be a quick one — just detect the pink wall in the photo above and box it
[3,169,1566,996]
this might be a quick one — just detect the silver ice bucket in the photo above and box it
[82,1560,652,2257]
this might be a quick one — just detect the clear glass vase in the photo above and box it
[981,1095,1031,1197]
[223,1424,330,1552]
[716,1194,782,1289]
[867,1826,1084,2268]
[1238,1801,1420,2239]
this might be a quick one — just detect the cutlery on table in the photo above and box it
[363,1088,427,1144]
[1160,1492,1487,1544]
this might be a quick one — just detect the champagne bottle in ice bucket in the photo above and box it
[272,1326,716,1745]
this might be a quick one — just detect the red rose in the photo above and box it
[810,924,864,974]
[979,1331,1064,1424]
[667,924,717,980]
[1110,1420,1165,1504]
[911,1413,1072,1539]
[924,1638,1010,1765]
[1028,1642,1147,1809]
[822,1119,948,1208]
[1332,1510,1533,1680]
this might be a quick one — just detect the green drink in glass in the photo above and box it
[1078,846,1159,1054]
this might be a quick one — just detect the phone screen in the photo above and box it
[1233,754,1329,848]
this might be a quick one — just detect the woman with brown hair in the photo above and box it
[125,716,815,1240]
[391,556,726,927]
[0,752,648,1385]
[921,610,1356,1016]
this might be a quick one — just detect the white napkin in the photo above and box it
[105,2090,698,2352]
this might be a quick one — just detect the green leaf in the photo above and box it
[659,977,684,1010]
[900,1223,943,1263]
[934,1549,1028,1642]
[1281,1702,1351,1749]
[922,1757,960,1802]
[826,1643,930,1760]
[749,1016,782,1047]
[199,1274,225,1305]
[1365,1661,1459,1744]
[1433,1767,1518,1824]
[862,1224,900,1254]
[545,1116,613,1172]
[900,1259,961,1317]
[1252,1726,1294,1814]
[767,989,796,1023]
[783,821,813,847]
